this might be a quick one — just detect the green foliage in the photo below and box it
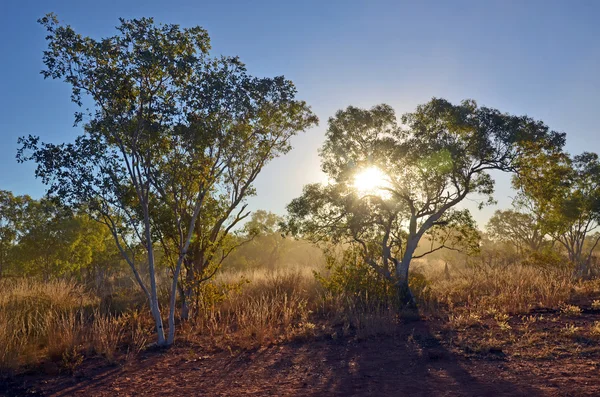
[17,14,317,343]
[316,247,430,308]
[222,210,323,272]
[486,209,545,253]
[316,247,395,302]
[286,98,562,298]
[193,277,249,312]
[521,249,571,272]
[0,194,120,282]
[0,191,32,277]
[514,148,600,276]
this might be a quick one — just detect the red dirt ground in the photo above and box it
[3,316,600,397]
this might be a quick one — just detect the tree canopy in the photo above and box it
[18,14,317,344]
[286,98,565,301]
[486,209,545,254]
[513,150,600,276]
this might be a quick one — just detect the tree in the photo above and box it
[13,200,109,280]
[486,209,545,254]
[286,99,564,302]
[514,150,600,277]
[235,210,286,269]
[0,191,31,277]
[18,15,317,345]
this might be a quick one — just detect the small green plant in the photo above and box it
[498,321,512,331]
[494,312,509,322]
[520,315,538,331]
[449,312,482,329]
[560,304,582,316]
[561,323,580,336]
[590,321,600,337]
[61,347,84,374]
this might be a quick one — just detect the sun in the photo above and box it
[352,166,390,198]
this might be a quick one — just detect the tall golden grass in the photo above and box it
[423,265,579,315]
[0,279,150,372]
[1,262,597,372]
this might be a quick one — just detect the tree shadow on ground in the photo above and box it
[5,316,545,396]
[308,314,540,397]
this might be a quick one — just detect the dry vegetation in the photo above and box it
[0,279,150,372]
[3,258,600,381]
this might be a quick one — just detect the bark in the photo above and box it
[147,248,166,346]
[167,261,183,345]
[180,260,195,321]
[167,220,200,344]
[145,215,166,346]
[181,286,192,321]
[396,238,418,305]
[180,244,205,321]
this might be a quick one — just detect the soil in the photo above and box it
[3,311,600,397]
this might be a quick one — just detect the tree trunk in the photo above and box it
[181,247,205,321]
[396,258,414,304]
[575,260,591,280]
[167,259,183,345]
[180,272,194,321]
[145,236,166,346]
[396,238,418,305]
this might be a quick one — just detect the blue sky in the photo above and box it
[1,0,599,228]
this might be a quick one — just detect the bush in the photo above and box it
[316,247,430,310]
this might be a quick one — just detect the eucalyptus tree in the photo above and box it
[286,99,564,302]
[18,14,317,345]
[0,191,31,277]
[240,210,287,269]
[486,209,545,254]
[12,200,106,280]
[514,150,600,277]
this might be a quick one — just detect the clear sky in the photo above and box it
[1,0,599,229]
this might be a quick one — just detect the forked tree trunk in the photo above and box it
[149,296,166,346]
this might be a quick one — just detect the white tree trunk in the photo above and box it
[145,212,166,346]
[147,250,166,346]
[396,238,418,304]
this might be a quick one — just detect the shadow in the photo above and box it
[49,366,123,397]
[1,362,122,397]
[311,314,542,397]
[6,318,545,396]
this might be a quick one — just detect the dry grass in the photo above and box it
[424,265,577,316]
[3,260,600,373]
[186,268,320,348]
[185,266,402,347]
[0,279,92,371]
[0,279,148,372]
